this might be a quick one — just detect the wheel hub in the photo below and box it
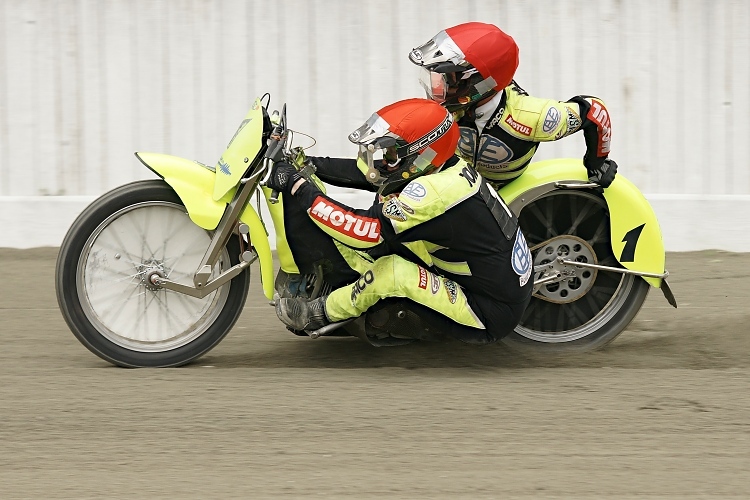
[138,261,167,291]
[533,235,598,303]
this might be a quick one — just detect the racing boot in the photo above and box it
[275,295,330,331]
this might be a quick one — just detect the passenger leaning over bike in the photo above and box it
[308,22,618,192]
[266,99,533,345]
[409,21,617,189]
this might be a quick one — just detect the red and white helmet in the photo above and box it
[409,22,519,112]
[349,98,459,194]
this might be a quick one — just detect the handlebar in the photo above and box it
[264,109,286,204]
[260,104,314,204]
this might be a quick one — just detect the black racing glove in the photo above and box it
[585,157,618,188]
[265,162,303,194]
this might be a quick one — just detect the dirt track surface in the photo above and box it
[1,248,749,499]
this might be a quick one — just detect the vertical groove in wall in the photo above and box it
[702,0,712,194]
[216,0,224,125]
[0,1,9,195]
[129,0,139,180]
[307,0,318,128]
[724,1,733,194]
[53,1,65,195]
[97,1,108,190]
[274,1,284,115]
[674,0,684,194]
[195,0,203,160]
[30,0,39,193]
[75,0,84,195]
[162,0,171,155]
[649,0,657,193]
[550,0,560,100]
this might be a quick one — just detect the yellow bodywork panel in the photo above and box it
[137,151,275,299]
[239,202,275,300]
[262,186,300,275]
[213,98,265,201]
[498,158,665,288]
[136,152,231,229]
[603,175,665,287]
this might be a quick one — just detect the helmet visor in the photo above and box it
[418,68,448,103]
[356,144,403,186]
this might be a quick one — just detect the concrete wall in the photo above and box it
[1,0,749,250]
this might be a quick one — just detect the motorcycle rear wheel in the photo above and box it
[56,180,250,367]
[502,189,649,354]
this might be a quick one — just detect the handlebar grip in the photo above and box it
[269,189,280,204]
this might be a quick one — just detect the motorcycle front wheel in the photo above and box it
[56,180,250,367]
[502,189,650,354]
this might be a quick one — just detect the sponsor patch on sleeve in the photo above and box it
[586,98,611,156]
[430,272,441,295]
[401,182,427,201]
[309,196,381,243]
[417,266,428,289]
[443,278,459,304]
[565,106,582,133]
[542,107,561,134]
[504,114,532,136]
[382,198,408,222]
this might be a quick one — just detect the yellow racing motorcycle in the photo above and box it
[55,95,677,367]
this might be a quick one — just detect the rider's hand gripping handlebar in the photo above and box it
[263,115,286,204]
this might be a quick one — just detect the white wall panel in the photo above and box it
[1,0,749,249]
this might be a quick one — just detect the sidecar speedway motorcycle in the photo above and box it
[55,95,677,367]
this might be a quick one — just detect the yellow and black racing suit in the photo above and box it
[283,157,533,344]
[310,82,613,191]
[454,81,612,188]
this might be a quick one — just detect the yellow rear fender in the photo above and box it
[136,152,233,230]
[602,175,665,288]
[499,159,666,288]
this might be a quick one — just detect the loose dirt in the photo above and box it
[1,248,748,498]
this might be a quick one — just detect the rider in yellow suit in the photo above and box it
[309,22,617,192]
[266,99,533,344]
[408,21,617,189]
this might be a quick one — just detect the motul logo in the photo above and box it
[587,99,611,156]
[418,267,428,289]
[309,196,381,243]
[504,114,531,136]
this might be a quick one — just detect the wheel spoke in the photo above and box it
[564,198,599,235]
[526,203,559,239]
[79,201,232,352]
[515,190,638,342]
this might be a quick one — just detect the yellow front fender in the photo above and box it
[137,151,275,299]
[136,152,231,229]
